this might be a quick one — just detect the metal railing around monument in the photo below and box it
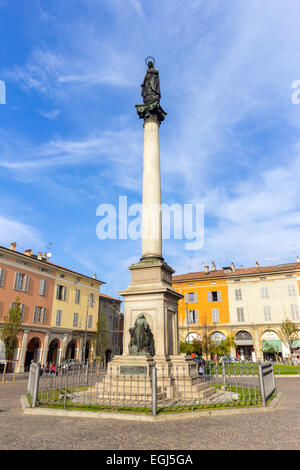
[27,360,276,414]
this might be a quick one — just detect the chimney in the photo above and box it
[297,256,300,263]
[10,242,17,251]
[231,262,235,272]
[211,261,216,271]
[93,273,97,279]
[24,249,33,256]
[256,261,259,267]
[204,265,209,274]
[37,252,43,260]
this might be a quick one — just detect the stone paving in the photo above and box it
[0,376,300,450]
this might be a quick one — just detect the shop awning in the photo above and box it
[262,340,282,352]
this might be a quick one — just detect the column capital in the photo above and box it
[135,101,167,124]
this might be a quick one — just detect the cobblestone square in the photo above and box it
[0,376,300,450]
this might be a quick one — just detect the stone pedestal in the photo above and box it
[95,258,210,403]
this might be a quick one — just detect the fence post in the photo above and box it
[28,362,41,408]
[152,362,157,416]
[222,362,226,389]
[258,363,266,407]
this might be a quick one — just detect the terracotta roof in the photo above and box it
[99,293,122,303]
[172,262,300,282]
[0,245,104,284]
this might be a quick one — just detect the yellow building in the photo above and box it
[45,261,104,364]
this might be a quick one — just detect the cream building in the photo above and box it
[173,261,300,361]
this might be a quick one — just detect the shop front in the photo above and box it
[235,331,255,361]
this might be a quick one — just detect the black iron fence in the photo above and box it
[27,360,276,414]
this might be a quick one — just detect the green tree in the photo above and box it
[213,335,236,364]
[1,298,22,360]
[262,341,281,362]
[280,319,298,362]
[179,338,202,355]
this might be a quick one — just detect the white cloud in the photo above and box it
[0,215,43,250]
[37,108,60,120]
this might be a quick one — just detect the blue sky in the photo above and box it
[1,0,300,299]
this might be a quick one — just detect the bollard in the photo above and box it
[152,363,157,416]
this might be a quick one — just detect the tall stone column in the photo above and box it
[141,116,162,260]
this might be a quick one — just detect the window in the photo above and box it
[14,272,29,292]
[0,267,5,287]
[291,304,300,321]
[288,285,296,296]
[186,310,198,324]
[184,292,198,303]
[75,289,80,304]
[264,306,271,321]
[39,279,46,296]
[208,291,221,302]
[11,302,25,321]
[212,308,219,323]
[56,310,62,326]
[88,315,93,329]
[33,306,42,323]
[261,287,269,299]
[56,284,67,300]
[235,289,242,301]
[73,313,79,327]
[89,293,95,307]
[33,306,46,323]
[237,307,244,322]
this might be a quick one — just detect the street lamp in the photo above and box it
[185,296,190,343]
[79,297,96,363]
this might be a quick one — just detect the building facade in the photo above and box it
[173,261,300,361]
[0,243,104,372]
[97,293,123,364]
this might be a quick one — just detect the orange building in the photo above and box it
[0,244,56,371]
[173,265,230,344]
[173,267,230,341]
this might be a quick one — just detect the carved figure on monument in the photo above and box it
[128,314,155,356]
[141,59,161,105]
[135,57,167,124]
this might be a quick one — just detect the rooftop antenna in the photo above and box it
[46,241,53,259]
[188,256,194,272]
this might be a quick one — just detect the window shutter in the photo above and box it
[217,291,221,301]
[33,306,37,323]
[195,310,199,323]
[0,267,5,287]
[24,275,29,292]
[208,291,212,302]
[39,279,46,296]
[194,292,198,303]
[14,272,19,290]
[21,304,25,321]
[42,308,47,323]
[185,293,188,303]
[63,286,67,301]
